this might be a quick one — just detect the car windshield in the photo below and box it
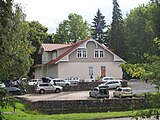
[123,89,132,92]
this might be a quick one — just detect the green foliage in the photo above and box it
[91,9,107,44]
[120,37,160,119]
[124,3,159,63]
[55,13,91,43]
[108,0,127,60]
[0,0,34,80]
[27,21,54,78]
[120,63,146,78]
[0,87,17,120]
[149,0,160,39]
[134,92,160,120]
[27,21,54,64]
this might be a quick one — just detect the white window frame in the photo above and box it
[94,49,105,58]
[77,49,87,58]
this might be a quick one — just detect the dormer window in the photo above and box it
[77,49,87,58]
[94,49,104,58]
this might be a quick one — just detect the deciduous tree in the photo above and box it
[0,0,34,80]
[55,13,91,43]
[0,0,34,118]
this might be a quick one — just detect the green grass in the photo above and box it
[1,102,137,120]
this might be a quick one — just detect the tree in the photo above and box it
[27,21,54,65]
[0,0,34,80]
[120,1,160,119]
[0,0,34,118]
[109,0,127,60]
[55,13,91,43]
[91,9,107,44]
[124,4,159,63]
[27,21,54,78]
[121,41,160,119]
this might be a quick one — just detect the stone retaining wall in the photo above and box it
[19,97,148,114]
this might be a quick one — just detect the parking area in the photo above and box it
[18,80,157,101]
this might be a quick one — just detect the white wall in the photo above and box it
[47,64,58,78]
[58,62,123,79]
[35,67,43,79]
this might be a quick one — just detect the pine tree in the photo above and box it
[109,0,126,59]
[91,9,107,44]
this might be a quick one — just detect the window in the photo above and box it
[94,50,104,58]
[89,66,93,76]
[77,50,87,58]
[93,88,98,92]
[100,50,104,58]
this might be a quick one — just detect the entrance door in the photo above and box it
[101,66,106,77]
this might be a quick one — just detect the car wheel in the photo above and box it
[55,88,60,93]
[65,84,69,86]
[113,93,116,97]
[95,94,98,98]
[89,92,92,97]
[119,94,122,98]
[21,91,24,95]
[40,89,45,94]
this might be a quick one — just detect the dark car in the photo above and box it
[4,87,26,95]
[89,86,109,98]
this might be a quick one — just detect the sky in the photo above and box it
[14,0,149,33]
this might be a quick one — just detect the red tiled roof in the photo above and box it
[41,44,71,51]
[46,40,87,65]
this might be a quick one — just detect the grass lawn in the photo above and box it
[1,102,137,120]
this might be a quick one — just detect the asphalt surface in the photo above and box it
[18,80,157,101]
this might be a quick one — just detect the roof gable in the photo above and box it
[46,40,87,64]
[45,38,125,65]
[39,44,71,53]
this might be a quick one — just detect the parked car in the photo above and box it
[35,83,63,94]
[89,86,109,98]
[98,80,122,89]
[113,87,133,98]
[65,77,80,84]
[50,78,71,86]
[4,87,26,95]
[80,77,95,82]
[28,79,43,86]
[101,77,121,82]
[41,77,53,83]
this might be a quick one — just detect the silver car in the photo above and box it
[35,83,63,94]
[98,80,122,89]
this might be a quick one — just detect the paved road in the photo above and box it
[128,80,156,94]
[19,80,157,101]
